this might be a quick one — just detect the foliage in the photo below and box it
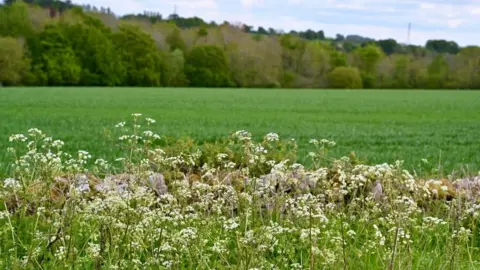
[427,55,449,89]
[185,45,233,87]
[0,1,34,38]
[390,55,411,88]
[376,38,399,55]
[328,66,363,89]
[162,49,188,87]
[426,39,460,54]
[29,23,82,86]
[354,44,384,88]
[165,27,187,52]
[112,24,163,86]
[0,36,29,85]
[329,50,347,70]
[1,115,480,269]
[0,3,478,88]
[63,20,125,86]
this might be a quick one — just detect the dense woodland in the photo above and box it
[0,0,479,89]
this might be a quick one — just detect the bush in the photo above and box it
[361,72,376,88]
[2,114,480,269]
[328,66,363,89]
[281,71,296,88]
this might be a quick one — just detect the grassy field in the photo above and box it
[1,87,479,173]
[2,87,480,269]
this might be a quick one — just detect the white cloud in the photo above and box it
[240,0,263,8]
[71,0,480,46]
[419,3,436,9]
[447,19,463,29]
[286,0,303,4]
[471,7,480,14]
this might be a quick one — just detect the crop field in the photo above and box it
[2,87,480,269]
[1,87,479,173]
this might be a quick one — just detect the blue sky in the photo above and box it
[32,0,480,46]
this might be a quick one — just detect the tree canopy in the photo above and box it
[0,0,478,89]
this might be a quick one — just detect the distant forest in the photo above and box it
[0,0,478,89]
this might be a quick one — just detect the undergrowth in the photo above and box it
[1,113,480,269]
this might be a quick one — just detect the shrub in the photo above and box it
[281,71,296,88]
[328,66,363,89]
[1,114,480,269]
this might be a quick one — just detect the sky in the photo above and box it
[12,0,480,46]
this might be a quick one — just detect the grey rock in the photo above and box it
[74,174,90,193]
[372,180,383,201]
[144,173,168,195]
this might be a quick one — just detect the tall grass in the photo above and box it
[1,113,480,269]
[1,87,480,174]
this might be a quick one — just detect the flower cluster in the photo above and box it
[0,114,479,269]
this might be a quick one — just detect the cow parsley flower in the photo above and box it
[264,132,279,142]
[115,122,126,128]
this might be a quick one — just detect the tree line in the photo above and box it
[0,1,479,89]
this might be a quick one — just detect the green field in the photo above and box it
[1,87,479,173]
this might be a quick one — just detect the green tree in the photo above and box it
[0,36,29,85]
[162,48,187,86]
[279,34,306,72]
[391,55,411,88]
[355,44,383,74]
[185,45,233,87]
[62,17,125,86]
[376,39,399,55]
[281,71,296,88]
[113,24,163,86]
[408,59,429,89]
[452,47,480,89]
[0,1,479,89]
[329,50,347,70]
[0,1,34,38]
[297,41,330,87]
[427,54,449,89]
[224,30,282,88]
[426,39,460,54]
[29,23,81,85]
[166,27,187,52]
[328,66,363,89]
[354,44,384,88]
[195,26,208,44]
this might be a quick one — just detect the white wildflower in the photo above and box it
[27,128,43,137]
[145,118,156,124]
[217,153,228,161]
[8,134,27,142]
[86,243,101,258]
[264,132,279,142]
[3,178,21,190]
[223,218,240,231]
[115,122,126,128]
[143,130,154,137]
[52,140,64,149]
[225,162,236,169]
